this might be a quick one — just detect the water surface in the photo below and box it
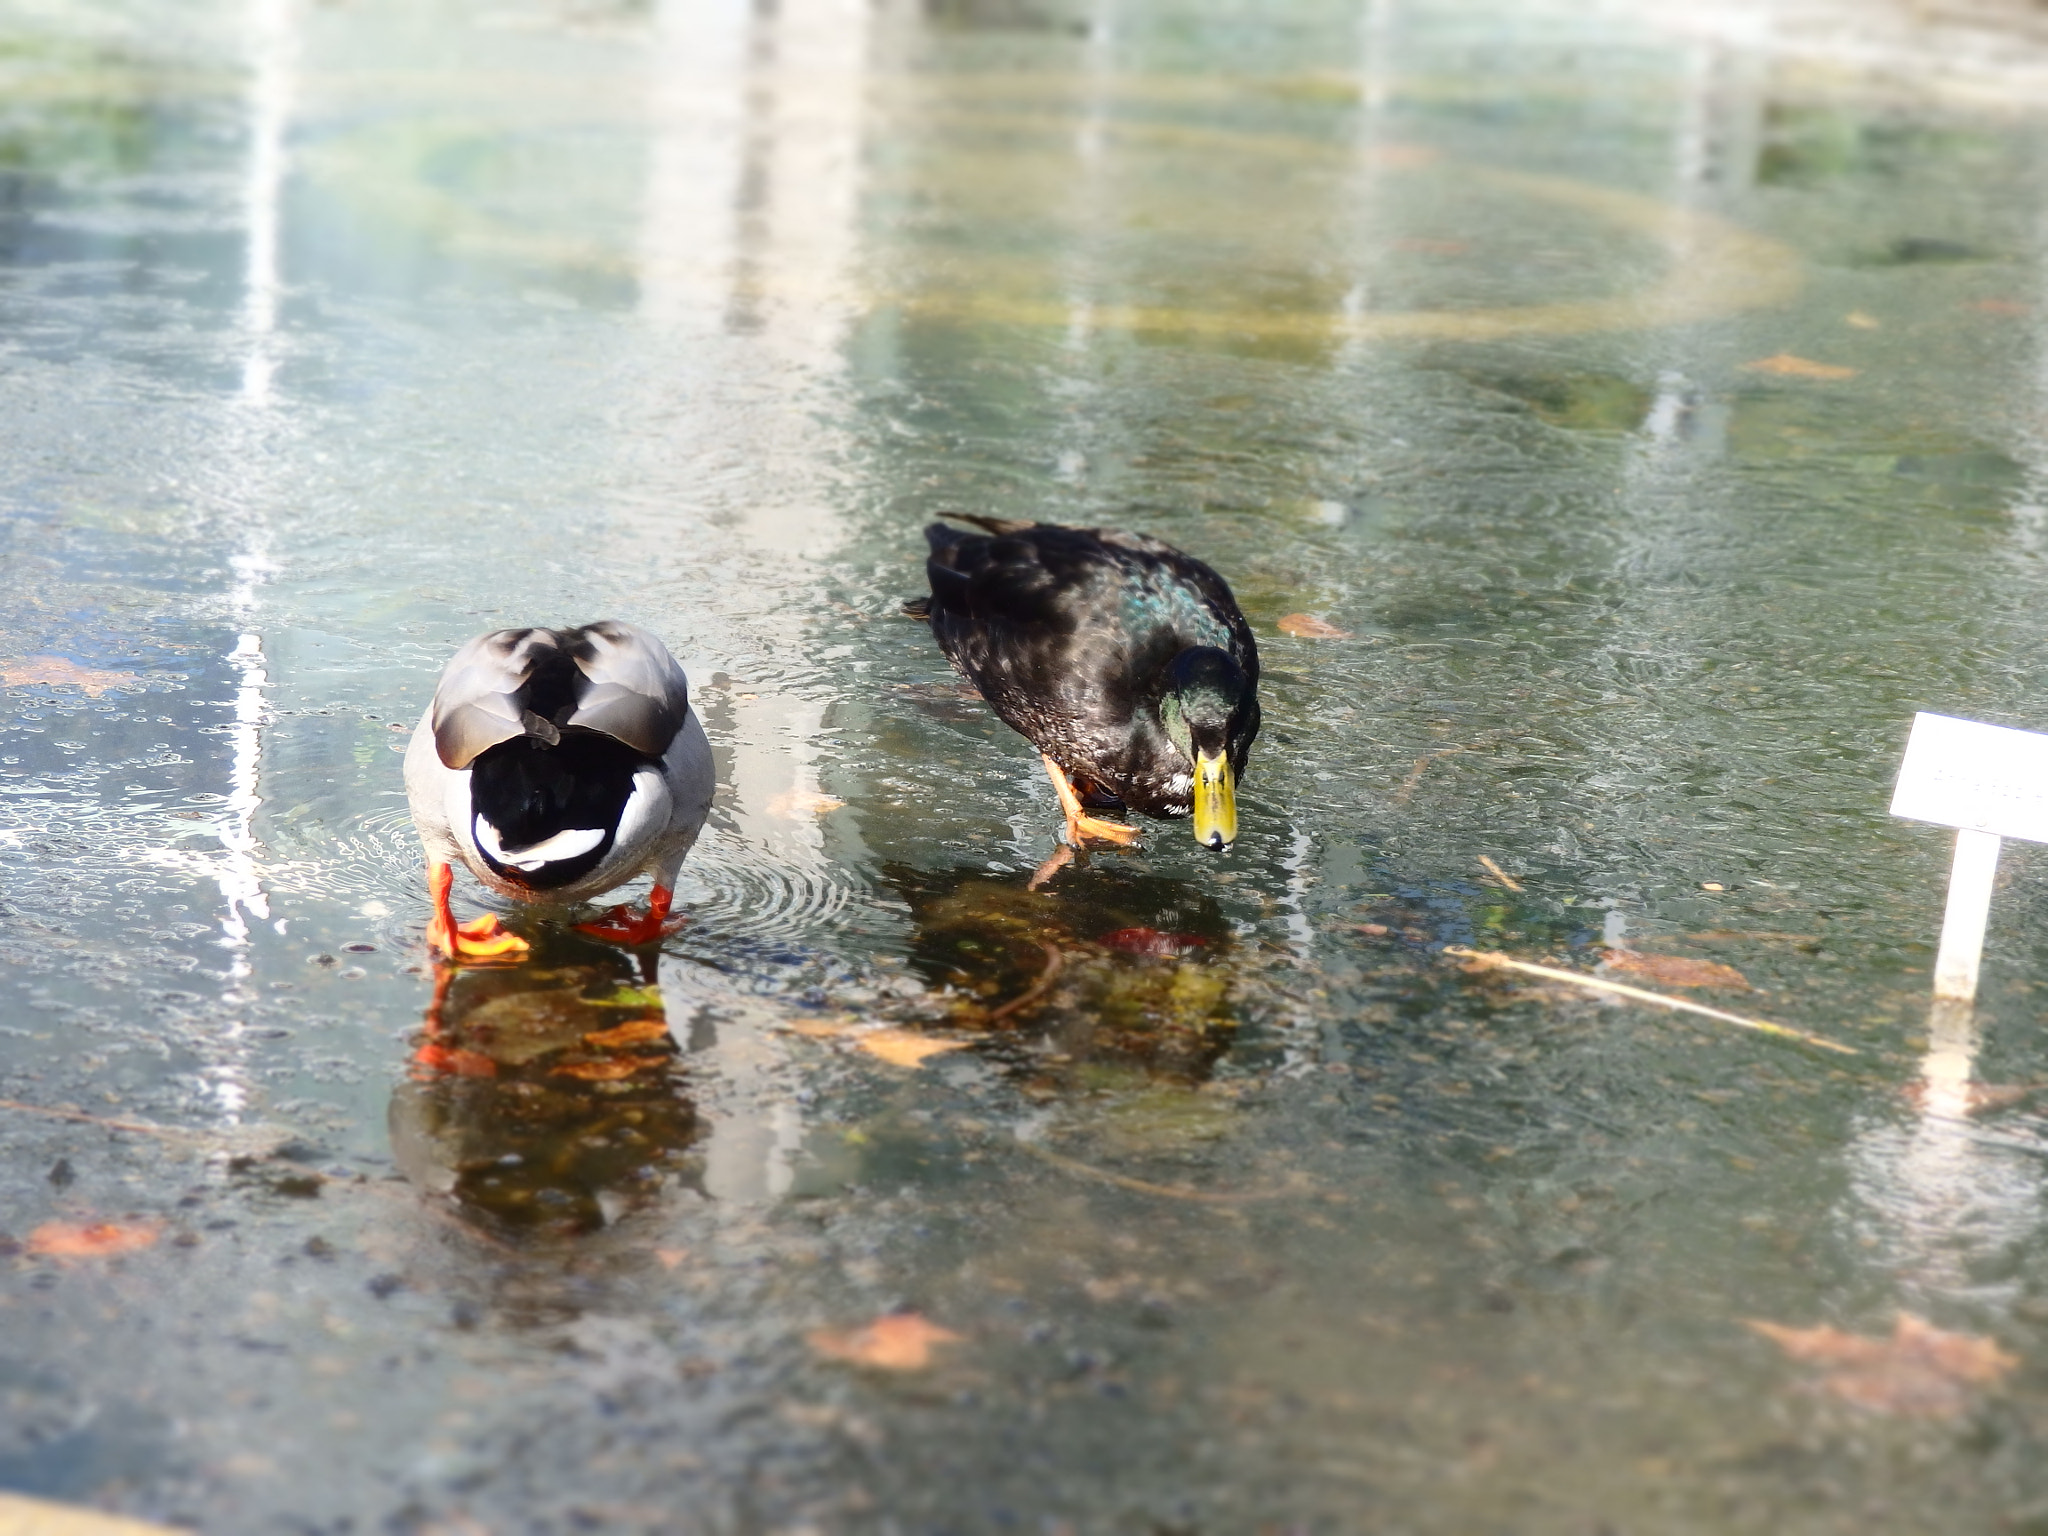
[8,0,2048,1529]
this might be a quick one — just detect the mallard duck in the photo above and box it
[405,620,714,959]
[908,515,1260,856]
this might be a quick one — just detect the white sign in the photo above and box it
[1889,712,2048,1004]
[1891,712,2048,843]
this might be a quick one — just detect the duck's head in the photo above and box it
[1159,645,1259,852]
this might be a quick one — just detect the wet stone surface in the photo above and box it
[10,0,2048,1530]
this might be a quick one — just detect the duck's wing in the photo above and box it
[428,621,690,770]
[562,620,691,759]
[430,628,564,770]
[921,522,1154,757]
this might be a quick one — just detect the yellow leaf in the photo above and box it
[808,1313,963,1370]
[0,658,141,697]
[1276,613,1352,639]
[0,1491,187,1535]
[1740,353,1858,380]
[1844,310,1880,330]
[766,790,845,818]
[855,1028,968,1068]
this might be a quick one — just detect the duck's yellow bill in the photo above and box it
[1192,750,1237,851]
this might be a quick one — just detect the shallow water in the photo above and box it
[9,0,2048,1529]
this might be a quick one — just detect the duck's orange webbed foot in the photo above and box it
[1041,754,1140,847]
[425,861,530,963]
[576,884,684,947]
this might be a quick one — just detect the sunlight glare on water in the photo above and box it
[8,0,2048,1528]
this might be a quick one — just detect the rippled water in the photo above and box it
[10,0,2048,1529]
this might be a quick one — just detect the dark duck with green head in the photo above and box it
[908,515,1260,856]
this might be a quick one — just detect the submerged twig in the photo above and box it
[1477,855,1524,892]
[982,943,1065,1025]
[0,1098,204,1141]
[1016,1140,1299,1204]
[1444,946,1858,1056]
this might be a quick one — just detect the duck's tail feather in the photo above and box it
[900,595,932,620]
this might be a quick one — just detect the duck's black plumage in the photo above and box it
[917,515,1260,824]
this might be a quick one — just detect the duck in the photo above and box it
[404,620,715,960]
[907,515,1260,860]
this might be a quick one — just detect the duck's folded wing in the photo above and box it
[565,620,690,759]
[430,628,560,770]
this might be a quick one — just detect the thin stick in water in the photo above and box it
[1444,946,1858,1056]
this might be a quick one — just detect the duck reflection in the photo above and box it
[880,862,1242,1085]
[390,935,701,1236]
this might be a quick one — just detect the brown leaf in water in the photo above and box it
[1394,237,1469,255]
[1900,1080,2033,1115]
[765,790,844,819]
[582,1018,670,1049]
[1276,613,1353,639]
[1969,298,2031,316]
[0,658,141,697]
[28,1220,162,1258]
[808,1313,963,1371]
[1602,950,1750,990]
[1740,353,1859,381]
[1746,1313,2017,1417]
[855,1029,968,1068]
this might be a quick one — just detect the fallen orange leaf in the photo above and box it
[1741,353,1858,381]
[1394,237,1468,255]
[1747,1313,2017,1417]
[0,658,142,697]
[766,790,845,819]
[808,1313,963,1370]
[582,1018,670,1049]
[855,1028,969,1068]
[1277,613,1353,639]
[29,1220,162,1258]
[654,1247,689,1269]
[1602,950,1749,990]
[1969,298,2031,317]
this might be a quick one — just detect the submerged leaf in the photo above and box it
[581,1018,670,1049]
[551,1057,659,1082]
[766,790,845,818]
[28,1220,162,1258]
[0,658,142,697]
[1747,1313,2017,1417]
[855,1028,969,1068]
[808,1313,963,1370]
[1741,353,1858,381]
[1276,613,1352,639]
[1602,950,1749,990]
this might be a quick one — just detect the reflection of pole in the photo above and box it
[1918,997,1980,1120]
[241,0,293,406]
[1933,828,2001,1002]
[207,0,291,1125]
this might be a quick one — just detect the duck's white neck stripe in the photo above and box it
[474,817,605,871]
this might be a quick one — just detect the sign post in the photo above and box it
[1890,712,2048,1004]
